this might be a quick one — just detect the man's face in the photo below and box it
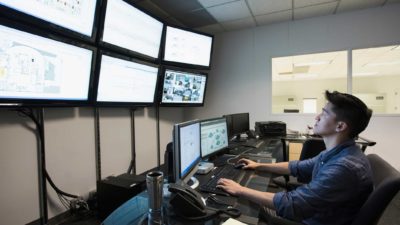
[314,102,338,137]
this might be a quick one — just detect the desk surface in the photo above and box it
[103,140,276,225]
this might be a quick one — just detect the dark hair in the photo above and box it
[325,90,372,138]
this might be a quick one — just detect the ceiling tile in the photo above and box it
[164,16,186,27]
[294,2,337,20]
[387,0,400,3]
[255,10,292,26]
[337,0,385,13]
[198,0,239,8]
[206,0,252,22]
[136,0,170,19]
[247,0,292,16]
[220,16,256,30]
[175,9,217,27]
[150,0,203,15]
[195,23,225,34]
[295,0,338,8]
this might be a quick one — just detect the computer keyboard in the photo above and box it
[199,165,243,196]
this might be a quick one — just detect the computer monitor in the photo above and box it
[0,0,98,41]
[159,67,207,106]
[200,117,228,158]
[99,0,163,60]
[0,21,95,107]
[224,113,250,140]
[172,120,201,187]
[94,52,159,107]
[163,25,213,69]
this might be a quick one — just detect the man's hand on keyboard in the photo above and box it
[238,158,259,170]
[216,178,245,196]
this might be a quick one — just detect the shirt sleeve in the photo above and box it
[273,163,358,221]
[289,155,318,183]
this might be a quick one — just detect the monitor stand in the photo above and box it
[186,177,199,190]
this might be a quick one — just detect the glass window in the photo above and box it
[352,45,400,114]
[303,98,317,113]
[272,51,347,114]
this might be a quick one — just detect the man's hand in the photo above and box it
[216,178,245,196]
[238,158,259,170]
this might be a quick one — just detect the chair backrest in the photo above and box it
[299,139,326,160]
[351,154,400,225]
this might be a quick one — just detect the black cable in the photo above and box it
[45,170,78,198]
[14,108,79,198]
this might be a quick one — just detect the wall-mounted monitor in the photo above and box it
[99,0,163,60]
[172,120,201,186]
[159,67,207,106]
[163,25,213,69]
[94,51,159,107]
[0,20,95,107]
[0,0,99,42]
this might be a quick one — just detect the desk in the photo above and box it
[103,156,274,225]
[280,134,376,162]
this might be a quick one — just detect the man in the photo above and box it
[217,90,373,225]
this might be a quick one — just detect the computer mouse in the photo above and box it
[234,163,246,169]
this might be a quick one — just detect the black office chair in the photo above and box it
[266,154,400,225]
[272,139,326,190]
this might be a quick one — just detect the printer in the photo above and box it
[255,121,286,136]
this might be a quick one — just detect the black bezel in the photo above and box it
[158,66,208,107]
[0,18,97,108]
[97,0,164,63]
[0,0,100,44]
[161,24,214,70]
[92,50,160,107]
[175,120,201,180]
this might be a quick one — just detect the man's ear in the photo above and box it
[336,121,348,132]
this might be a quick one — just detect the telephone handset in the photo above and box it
[168,183,207,218]
[168,183,241,220]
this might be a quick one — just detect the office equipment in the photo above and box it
[197,162,215,174]
[172,120,201,186]
[224,113,250,140]
[99,0,163,60]
[199,164,243,196]
[0,0,99,41]
[97,174,146,219]
[94,52,159,107]
[255,121,286,136]
[200,117,229,158]
[163,25,213,69]
[159,67,208,106]
[0,21,95,107]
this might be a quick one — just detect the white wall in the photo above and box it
[0,107,183,224]
[187,5,400,170]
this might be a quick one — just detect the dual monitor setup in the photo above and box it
[0,0,213,107]
[171,113,250,187]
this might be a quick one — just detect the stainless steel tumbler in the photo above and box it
[146,171,164,224]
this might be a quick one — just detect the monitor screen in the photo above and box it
[160,68,207,106]
[200,117,228,158]
[224,113,250,139]
[101,0,163,59]
[0,0,97,37]
[95,53,159,106]
[0,23,94,106]
[163,26,213,68]
[173,120,201,185]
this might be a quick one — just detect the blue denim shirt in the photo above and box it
[273,140,373,225]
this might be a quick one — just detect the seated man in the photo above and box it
[217,90,373,225]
